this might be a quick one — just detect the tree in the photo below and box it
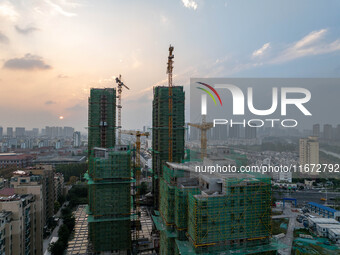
[54,201,61,214]
[68,176,78,185]
[48,240,65,255]
[63,215,75,232]
[58,224,70,244]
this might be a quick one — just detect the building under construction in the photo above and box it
[152,86,185,209]
[87,88,132,253]
[88,88,116,150]
[152,159,281,254]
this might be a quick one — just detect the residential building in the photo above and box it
[10,171,44,255]
[73,131,81,147]
[6,128,13,138]
[323,124,333,140]
[299,136,319,175]
[0,153,33,169]
[152,86,185,209]
[15,127,25,138]
[54,173,64,201]
[313,124,320,137]
[24,165,55,226]
[0,211,12,254]
[0,189,39,255]
[153,161,278,254]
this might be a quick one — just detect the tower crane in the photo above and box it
[115,75,130,145]
[188,116,213,160]
[121,129,149,240]
[167,45,174,162]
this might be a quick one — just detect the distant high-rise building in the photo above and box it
[152,86,185,209]
[323,124,332,140]
[32,128,39,137]
[229,125,240,138]
[245,126,257,139]
[6,127,13,138]
[15,127,25,137]
[64,126,75,137]
[337,124,340,141]
[0,126,2,139]
[299,136,319,175]
[73,131,81,147]
[313,124,320,137]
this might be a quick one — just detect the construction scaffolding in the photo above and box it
[187,176,272,254]
[153,161,278,255]
[87,147,132,252]
[152,86,185,209]
[88,88,116,152]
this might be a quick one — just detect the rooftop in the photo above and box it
[309,217,339,224]
[309,202,338,213]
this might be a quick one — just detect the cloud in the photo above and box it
[58,74,69,78]
[66,103,86,111]
[271,29,340,63]
[45,100,56,105]
[15,25,39,35]
[252,42,270,58]
[181,0,198,10]
[44,0,77,17]
[0,1,19,21]
[3,54,52,70]
[0,31,9,44]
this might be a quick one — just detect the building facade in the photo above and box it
[152,86,185,209]
[299,136,319,175]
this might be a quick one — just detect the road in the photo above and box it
[43,203,66,253]
[276,203,299,255]
[273,190,340,206]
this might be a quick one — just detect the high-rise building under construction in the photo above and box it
[87,88,132,253]
[152,86,185,209]
[88,88,116,150]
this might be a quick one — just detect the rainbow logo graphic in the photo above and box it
[196,82,223,106]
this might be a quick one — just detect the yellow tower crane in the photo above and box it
[167,45,174,162]
[121,130,149,240]
[188,116,213,159]
[115,75,130,145]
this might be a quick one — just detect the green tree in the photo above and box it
[54,201,61,214]
[48,240,65,255]
[58,224,70,244]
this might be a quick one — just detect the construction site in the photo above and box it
[84,45,283,254]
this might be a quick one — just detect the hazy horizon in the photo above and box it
[1,0,340,132]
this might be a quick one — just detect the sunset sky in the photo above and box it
[1,0,340,132]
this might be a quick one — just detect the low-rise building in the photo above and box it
[329,228,340,244]
[315,223,340,237]
[308,202,340,220]
[0,153,33,169]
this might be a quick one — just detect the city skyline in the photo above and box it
[1,1,340,131]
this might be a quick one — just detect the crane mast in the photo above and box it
[121,129,149,240]
[188,115,213,159]
[167,45,174,162]
[115,75,130,145]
